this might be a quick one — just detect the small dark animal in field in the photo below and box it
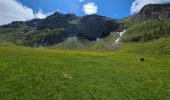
[91,61,95,63]
[138,58,145,62]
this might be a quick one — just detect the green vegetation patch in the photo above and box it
[24,28,67,46]
[122,20,170,42]
[0,38,170,99]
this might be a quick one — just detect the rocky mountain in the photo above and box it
[138,3,170,21]
[0,3,170,48]
[129,3,170,24]
[0,12,120,46]
[77,15,119,40]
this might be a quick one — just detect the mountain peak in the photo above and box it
[138,3,170,21]
[52,12,64,16]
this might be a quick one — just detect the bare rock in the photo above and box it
[138,58,145,62]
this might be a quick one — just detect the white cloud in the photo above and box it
[83,2,98,15]
[131,0,170,14]
[35,10,47,19]
[0,0,48,25]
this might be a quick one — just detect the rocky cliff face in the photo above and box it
[1,12,119,40]
[77,15,119,40]
[0,12,120,46]
[36,12,79,30]
[137,3,170,21]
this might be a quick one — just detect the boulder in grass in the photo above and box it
[138,58,145,62]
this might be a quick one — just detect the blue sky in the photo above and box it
[17,0,134,19]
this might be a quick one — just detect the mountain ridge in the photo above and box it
[0,3,170,48]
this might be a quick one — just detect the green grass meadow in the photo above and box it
[0,38,170,100]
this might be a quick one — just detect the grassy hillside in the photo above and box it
[0,27,26,45]
[24,28,67,47]
[0,27,68,47]
[52,33,118,50]
[0,19,169,49]
[0,37,170,100]
[122,20,170,42]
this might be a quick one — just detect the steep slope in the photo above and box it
[0,26,27,45]
[121,3,170,42]
[136,3,170,21]
[0,3,170,48]
[77,15,119,40]
[122,20,170,42]
[127,3,170,25]
[0,13,119,46]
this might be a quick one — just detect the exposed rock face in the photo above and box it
[77,15,119,40]
[1,12,119,42]
[35,14,119,40]
[36,12,79,30]
[138,3,170,21]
